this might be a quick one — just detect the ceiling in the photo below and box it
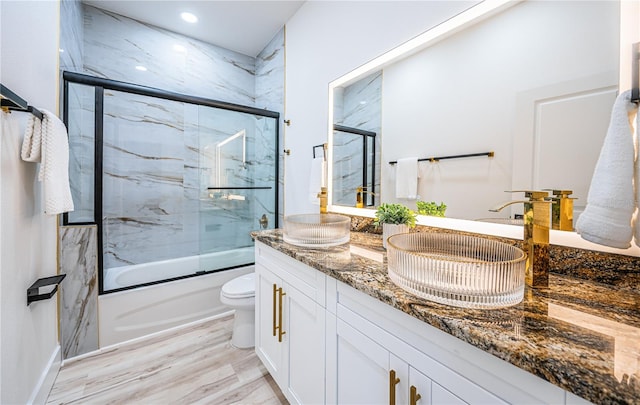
[82,1,305,57]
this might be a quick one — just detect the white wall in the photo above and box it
[0,1,61,403]
[284,1,477,214]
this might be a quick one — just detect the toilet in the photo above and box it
[220,272,256,348]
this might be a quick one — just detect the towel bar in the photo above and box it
[389,151,494,165]
[1,83,44,120]
[27,274,66,306]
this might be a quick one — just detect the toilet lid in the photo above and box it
[222,273,255,298]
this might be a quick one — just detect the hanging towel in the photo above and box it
[576,90,637,249]
[309,157,325,205]
[633,111,640,248]
[395,157,418,199]
[21,109,75,215]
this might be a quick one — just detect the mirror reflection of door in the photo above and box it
[512,75,618,224]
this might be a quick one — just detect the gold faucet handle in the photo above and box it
[505,190,549,200]
[543,189,574,198]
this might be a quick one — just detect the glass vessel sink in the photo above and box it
[283,213,350,248]
[387,233,526,309]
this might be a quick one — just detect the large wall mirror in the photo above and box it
[328,0,640,256]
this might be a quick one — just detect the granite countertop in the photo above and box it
[253,229,640,405]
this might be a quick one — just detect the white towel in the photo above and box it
[633,111,640,248]
[309,157,325,204]
[21,109,75,215]
[576,90,637,248]
[395,157,418,199]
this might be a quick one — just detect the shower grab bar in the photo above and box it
[632,42,639,104]
[1,83,44,120]
[389,151,494,165]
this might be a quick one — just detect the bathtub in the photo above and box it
[99,247,255,347]
[103,246,255,291]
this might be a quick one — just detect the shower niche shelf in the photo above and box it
[27,274,66,306]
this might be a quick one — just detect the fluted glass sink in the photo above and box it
[283,213,350,248]
[387,233,526,309]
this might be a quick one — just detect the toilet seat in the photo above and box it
[221,273,255,299]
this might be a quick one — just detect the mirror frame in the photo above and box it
[327,0,640,257]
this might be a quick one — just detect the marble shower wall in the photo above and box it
[333,71,382,206]
[60,0,84,73]
[59,226,98,359]
[80,6,282,272]
[83,5,255,105]
[256,29,285,227]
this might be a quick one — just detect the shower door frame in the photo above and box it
[61,71,280,294]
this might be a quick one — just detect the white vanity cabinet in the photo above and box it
[254,242,326,405]
[330,298,507,405]
[255,242,589,405]
[328,279,569,405]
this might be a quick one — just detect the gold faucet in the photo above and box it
[355,186,376,208]
[545,189,574,231]
[318,187,328,214]
[490,190,551,289]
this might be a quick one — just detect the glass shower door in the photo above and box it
[196,106,278,272]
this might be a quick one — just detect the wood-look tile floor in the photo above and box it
[47,315,288,404]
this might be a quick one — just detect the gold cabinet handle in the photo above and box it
[272,283,277,337]
[277,287,286,342]
[389,370,400,405]
[410,385,422,405]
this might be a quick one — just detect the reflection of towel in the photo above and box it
[309,157,324,204]
[395,157,418,199]
[21,110,75,215]
[576,90,637,248]
[634,112,640,247]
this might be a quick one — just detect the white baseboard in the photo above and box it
[28,345,61,405]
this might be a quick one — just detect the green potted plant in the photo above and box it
[416,201,447,217]
[374,203,417,248]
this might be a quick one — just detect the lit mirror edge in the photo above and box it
[329,204,640,257]
[326,0,640,258]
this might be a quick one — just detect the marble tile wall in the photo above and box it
[256,29,285,227]
[333,71,382,206]
[79,6,282,276]
[83,5,255,106]
[59,226,98,359]
[60,0,83,73]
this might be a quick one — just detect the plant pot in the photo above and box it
[382,223,409,249]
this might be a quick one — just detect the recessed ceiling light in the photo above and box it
[135,65,148,71]
[181,12,198,23]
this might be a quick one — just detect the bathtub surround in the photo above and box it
[98,265,253,346]
[59,226,98,359]
[61,3,283,284]
[82,6,255,106]
[256,29,286,226]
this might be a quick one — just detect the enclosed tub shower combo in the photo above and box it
[63,72,278,345]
